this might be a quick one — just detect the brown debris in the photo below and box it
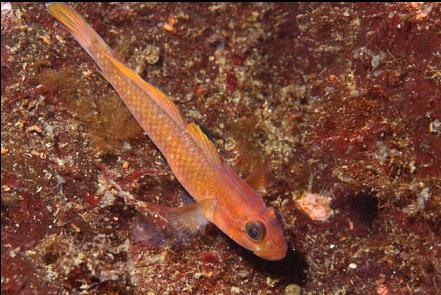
[1,146,9,155]
[26,125,43,134]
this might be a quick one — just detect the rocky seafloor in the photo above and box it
[1,3,440,294]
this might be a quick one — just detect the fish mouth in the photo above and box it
[257,251,287,261]
[255,245,288,261]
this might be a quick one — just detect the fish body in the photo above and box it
[47,2,287,260]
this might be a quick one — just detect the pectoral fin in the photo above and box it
[160,201,210,239]
[101,171,213,244]
[131,214,167,248]
[133,198,214,243]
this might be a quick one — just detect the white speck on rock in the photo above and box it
[324,86,335,95]
[231,286,241,294]
[371,54,381,69]
[417,187,431,211]
[44,123,55,139]
[100,191,116,207]
[351,90,360,97]
[122,141,132,152]
[429,119,440,133]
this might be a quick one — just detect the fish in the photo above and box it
[46,2,287,260]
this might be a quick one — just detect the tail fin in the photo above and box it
[47,2,189,129]
[46,2,111,59]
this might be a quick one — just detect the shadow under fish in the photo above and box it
[233,240,309,286]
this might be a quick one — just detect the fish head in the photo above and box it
[212,165,288,261]
[240,206,288,260]
[214,201,288,261]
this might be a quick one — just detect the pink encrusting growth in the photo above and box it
[46,2,287,260]
[296,176,334,222]
[297,192,334,221]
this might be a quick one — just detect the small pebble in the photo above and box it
[285,284,301,295]
[429,119,440,133]
[163,23,174,32]
[71,223,81,233]
[371,55,381,69]
[27,125,43,134]
[377,284,388,295]
[167,16,177,26]
[163,15,177,32]
[15,121,24,128]
[193,272,203,279]
[30,150,41,157]
[41,34,51,45]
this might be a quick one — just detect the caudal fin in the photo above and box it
[46,2,112,59]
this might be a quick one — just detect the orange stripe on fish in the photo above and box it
[47,2,287,260]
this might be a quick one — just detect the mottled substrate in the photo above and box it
[1,3,440,294]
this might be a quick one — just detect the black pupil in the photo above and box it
[245,221,266,241]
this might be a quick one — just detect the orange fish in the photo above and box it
[47,2,287,260]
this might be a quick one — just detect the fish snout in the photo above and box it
[255,239,288,261]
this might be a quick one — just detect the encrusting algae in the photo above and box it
[3,3,439,294]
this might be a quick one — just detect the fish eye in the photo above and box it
[245,220,266,241]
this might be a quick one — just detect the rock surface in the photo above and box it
[2,3,440,294]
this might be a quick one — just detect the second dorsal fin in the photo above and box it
[245,165,272,195]
[187,123,222,165]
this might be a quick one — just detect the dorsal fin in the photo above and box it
[103,51,187,128]
[187,123,222,165]
[245,165,272,195]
